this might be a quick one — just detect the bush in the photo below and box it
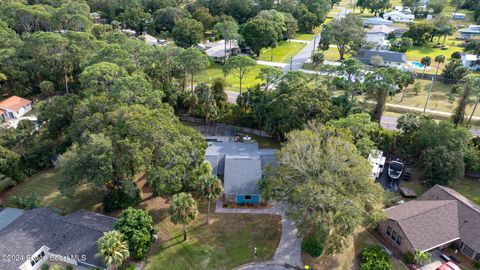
[0,174,16,192]
[360,245,392,270]
[9,192,39,209]
[114,208,157,260]
[301,235,325,257]
[404,252,415,264]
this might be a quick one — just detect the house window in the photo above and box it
[386,226,392,236]
[463,244,474,257]
[391,231,397,242]
[475,253,480,261]
[396,235,402,246]
[245,195,252,200]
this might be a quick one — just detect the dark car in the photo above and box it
[388,158,404,181]
[403,167,412,181]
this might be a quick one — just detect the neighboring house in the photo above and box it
[0,208,117,270]
[364,17,394,26]
[0,96,32,120]
[90,12,105,24]
[365,25,402,48]
[461,54,480,71]
[452,12,467,20]
[383,10,415,23]
[120,29,136,36]
[205,40,240,63]
[378,185,480,262]
[459,25,480,40]
[205,141,277,204]
[356,49,407,68]
[141,33,166,46]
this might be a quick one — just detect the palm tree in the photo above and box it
[365,68,396,122]
[169,192,198,241]
[434,55,445,76]
[197,174,223,224]
[424,55,445,112]
[468,77,480,123]
[420,56,432,78]
[312,52,325,83]
[97,230,130,270]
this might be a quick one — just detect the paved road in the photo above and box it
[216,200,302,269]
[282,35,319,72]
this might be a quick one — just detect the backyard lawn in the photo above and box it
[258,41,306,63]
[195,63,264,92]
[295,26,322,41]
[303,229,407,270]
[0,169,102,214]
[142,198,282,270]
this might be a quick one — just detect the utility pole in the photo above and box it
[290,57,293,71]
[311,36,317,58]
[423,76,435,113]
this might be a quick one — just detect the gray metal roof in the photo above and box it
[0,208,116,269]
[356,49,407,64]
[224,155,262,195]
[0,208,24,231]
[205,142,277,195]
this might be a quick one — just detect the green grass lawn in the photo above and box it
[195,63,264,93]
[0,169,103,214]
[295,27,322,41]
[143,202,281,270]
[258,41,307,63]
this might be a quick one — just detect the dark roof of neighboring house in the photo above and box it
[418,185,480,252]
[356,49,407,64]
[385,185,480,253]
[0,208,116,269]
[386,200,460,252]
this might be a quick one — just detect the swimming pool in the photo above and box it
[409,61,425,69]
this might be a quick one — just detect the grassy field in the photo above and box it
[295,26,322,41]
[0,169,102,214]
[195,63,264,92]
[141,196,282,270]
[303,230,407,270]
[258,41,307,63]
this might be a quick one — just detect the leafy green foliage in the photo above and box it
[421,145,464,186]
[172,18,204,48]
[360,246,392,270]
[321,15,364,60]
[301,235,325,257]
[9,192,39,210]
[97,230,130,268]
[169,192,198,241]
[261,124,385,254]
[114,208,157,260]
[239,18,278,56]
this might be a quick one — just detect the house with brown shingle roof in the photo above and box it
[0,96,32,120]
[378,185,480,262]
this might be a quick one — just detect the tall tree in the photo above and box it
[450,0,465,15]
[172,18,204,48]
[175,48,210,101]
[239,18,278,57]
[214,21,241,64]
[256,66,283,91]
[197,174,223,223]
[223,55,256,95]
[169,192,198,241]
[321,15,365,60]
[452,76,480,125]
[336,59,365,102]
[420,56,432,78]
[97,230,130,270]
[365,68,397,122]
[153,7,191,33]
[260,124,384,254]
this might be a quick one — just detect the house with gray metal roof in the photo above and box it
[378,185,480,262]
[355,49,407,68]
[205,142,277,204]
[0,208,116,270]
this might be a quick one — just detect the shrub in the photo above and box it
[114,208,157,260]
[404,252,415,264]
[301,235,325,257]
[0,174,16,192]
[40,264,50,270]
[9,192,39,209]
[102,187,140,212]
[360,245,392,270]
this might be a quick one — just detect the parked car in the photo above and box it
[388,158,404,180]
[403,167,412,181]
[436,262,461,270]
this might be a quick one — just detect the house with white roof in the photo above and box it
[383,10,415,23]
[461,54,480,71]
[205,141,277,204]
[452,12,467,20]
[205,40,240,63]
[365,25,402,48]
[459,25,480,40]
[141,33,166,46]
